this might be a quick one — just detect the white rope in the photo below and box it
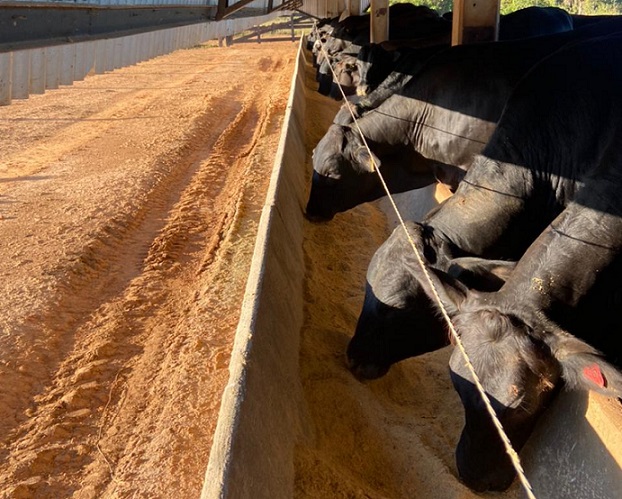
[314,34,537,499]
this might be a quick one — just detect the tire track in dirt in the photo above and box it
[0,85,245,450]
[91,94,275,499]
[0,45,293,499]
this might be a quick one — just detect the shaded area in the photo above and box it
[0,4,293,52]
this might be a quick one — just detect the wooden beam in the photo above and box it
[268,0,303,13]
[348,0,365,16]
[216,0,259,21]
[369,0,389,44]
[451,0,500,45]
[216,0,228,21]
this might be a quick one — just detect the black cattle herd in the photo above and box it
[304,4,622,493]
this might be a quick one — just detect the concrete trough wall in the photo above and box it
[0,12,284,106]
[201,38,309,499]
[201,37,622,498]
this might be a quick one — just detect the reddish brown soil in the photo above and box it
[0,40,297,498]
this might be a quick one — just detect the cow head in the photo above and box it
[356,44,400,97]
[419,266,622,492]
[305,124,383,222]
[330,55,360,100]
[346,222,457,378]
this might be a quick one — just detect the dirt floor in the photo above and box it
[0,40,297,498]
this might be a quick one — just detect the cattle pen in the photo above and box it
[1,0,622,496]
[203,35,622,499]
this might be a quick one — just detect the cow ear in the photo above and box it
[353,146,381,173]
[397,222,470,315]
[411,263,470,317]
[345,129,381,173]
[427,267,470,316]
[392,50,402,63]
[545,331,622,398]
[447,257,516,292]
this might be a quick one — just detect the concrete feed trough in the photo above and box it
[201,38,622,499]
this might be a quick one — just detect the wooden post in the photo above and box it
[349,0,364,16]
[452,0,500,45]
[217,0,228,21]
[369,0,389,44]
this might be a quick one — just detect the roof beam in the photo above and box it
[216,0,258,21]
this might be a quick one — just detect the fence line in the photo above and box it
[0,12,287,106]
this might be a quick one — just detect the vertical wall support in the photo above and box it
[0,52,12,106]
[60,44,77,85]
[113,37,124,69]
[369,0,389,44]
[74,42,88,80]
[45,46,61,89]
[84,40,96,76]
[94,40,107,74]
[29,47,46,94]
[12,50,30,99]
[451,0,500,45]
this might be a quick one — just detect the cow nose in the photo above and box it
[346,355,390,380]
[304,211,334,223]
[459,474,515,493]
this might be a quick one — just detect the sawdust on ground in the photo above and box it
[293,50,522,499]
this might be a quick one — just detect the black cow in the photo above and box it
[321,4,445,59]
[315,5,449,97]
[347,32,622,490]
[307,16,338,52]
[434,192,622,492]
[571,13,621,29]
[348,30,622,377]
[497,6,573,39]
[306,17,622,222]
[354,42,447,100]
[353,6,574,101]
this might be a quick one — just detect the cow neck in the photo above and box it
[347,113,439,193]
[499,185,622,323]
[426,155,533,260]
[354,105,413,149]
[412,96,496,171]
